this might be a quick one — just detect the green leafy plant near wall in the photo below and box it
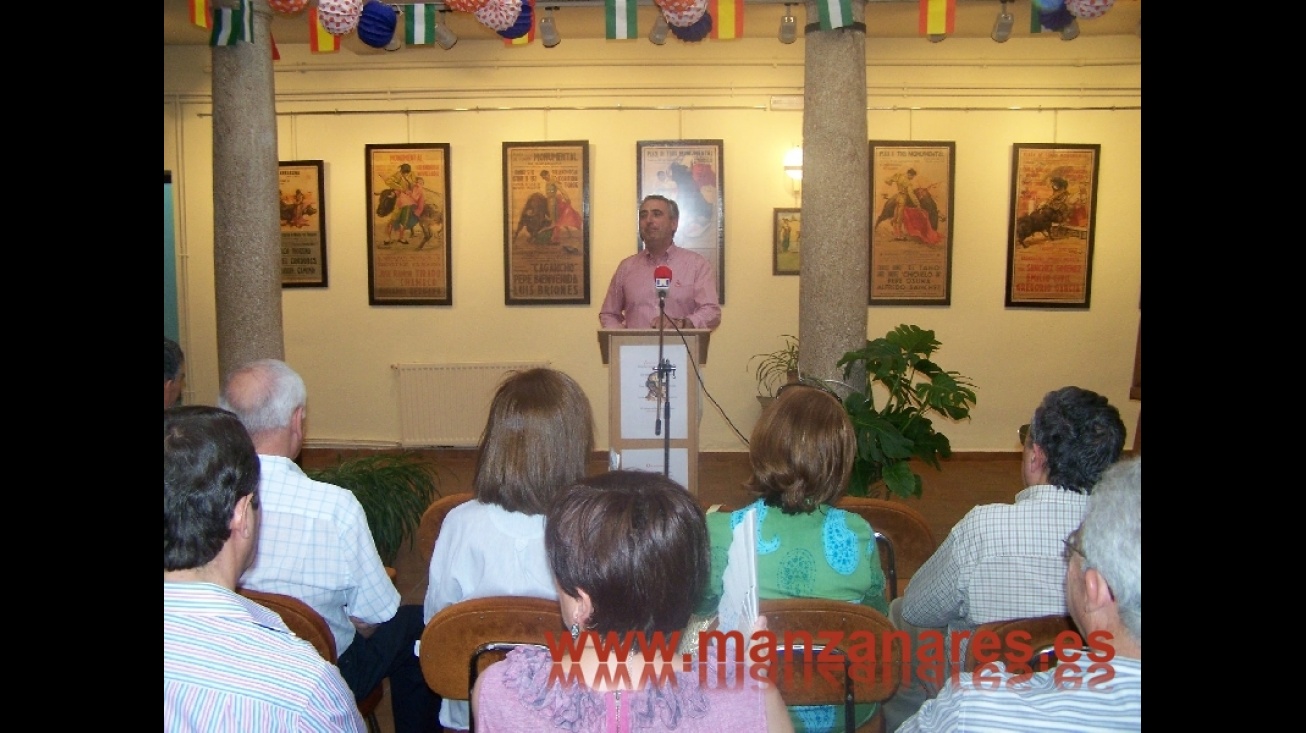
[306,453,440,565]
[837,324,978,500]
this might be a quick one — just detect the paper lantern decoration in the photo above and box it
[357,1,399,48]
[663,0,707,27]
[446,0,490,12]
[317,0,364,35]
[1065,0,1115,19]
[655,0,699,14]
[1032,0,1065,11]
[267,0,309,13]
[497,0,534,39]
[669,12,711,41]
[474,0,522,32]
[1038,6,1074,30]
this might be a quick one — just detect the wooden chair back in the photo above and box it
[758,598,902,732]
[238,587,384,731]
[961,614,1079,673]
[835,497,937,596]
[414,492,475,569]
[238,587,337,661]
[418,595,564,701]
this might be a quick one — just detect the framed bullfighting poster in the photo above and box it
[365,143,452,306]
[278,160,327,288]
[1005,143,1100,309]
[636,140,725,303]
[503,141,591,305]
[869,141,955,306]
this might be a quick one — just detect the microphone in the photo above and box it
[654,265,672,301]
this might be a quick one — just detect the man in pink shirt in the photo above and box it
[599,195,721,331]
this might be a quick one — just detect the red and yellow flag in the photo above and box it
[504,0,537,47]
[918,0,956,37]
[309,8,340,53]
[190,0,211,29]
[709,0,744,40]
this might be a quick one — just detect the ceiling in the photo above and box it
[163,1,1140,48]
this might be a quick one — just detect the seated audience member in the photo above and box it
[697,384,887,733]
[424,367,594,732]
[218,359,438,733]
[472,470,794,732]
[164,337,185,408]
[897,457,1141,732]
[164,405,365,732]
[885,386,1125,730]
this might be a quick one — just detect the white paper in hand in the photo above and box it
[716,507,758,637]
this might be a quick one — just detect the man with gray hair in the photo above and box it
[897,457,1141,731]
[219,359,438,733]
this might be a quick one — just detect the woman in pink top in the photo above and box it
[471,470,792,733]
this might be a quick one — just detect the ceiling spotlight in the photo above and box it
[992,1,1014,43]
[779,4,797,44]
[1060,17,1080,41]
[649,13,670,45]
[927,33,946,43]
[540,7,561,48]
[434,11,458,50]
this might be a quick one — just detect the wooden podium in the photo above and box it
[598,329,710,495]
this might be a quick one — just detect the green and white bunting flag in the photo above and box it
[817,0,854,30]
[210,0,253,46]
[605,0,638,40]
[405,4,438,45]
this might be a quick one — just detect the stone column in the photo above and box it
[798,0,869,396]
[211,0,284,379]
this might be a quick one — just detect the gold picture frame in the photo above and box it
[773,208,800,276]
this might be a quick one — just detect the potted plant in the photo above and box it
[748,334,802,404]
[836,324,978,499]
[306,452,441,565]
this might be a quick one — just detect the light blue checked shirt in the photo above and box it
[239,455,399,656]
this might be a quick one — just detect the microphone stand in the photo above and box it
[655,291,672,478]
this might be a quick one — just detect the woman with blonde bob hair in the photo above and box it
[424,367,594,731]
[698,385,888,732]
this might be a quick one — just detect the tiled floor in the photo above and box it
[327,449,1030,733]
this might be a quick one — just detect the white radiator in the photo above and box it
[393,362,548,447]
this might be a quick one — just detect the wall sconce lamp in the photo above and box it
[1060,17,1080,41]
[784,145,803,199]
[540,6,561,48]
[992,1,1014,43]
[434,11,458,50]
[779,4,797,44]
[649,12,670,45]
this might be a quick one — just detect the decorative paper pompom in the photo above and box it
[267,0,309,14]
[669,12,712,41]
[1038,7,1074,30]
[1031,0,1065,11]
[497,0,534,39]
[357,1,399,48]
[664,0,707,27]
[317,0,364,35]
[445,0,489,12]
[1065,0,1115,19]
[654,0,699,15]
[474,0,522,32]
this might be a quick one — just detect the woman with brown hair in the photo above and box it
[423,367,595,732]
[698,385,888,732]
[472,470,792,732]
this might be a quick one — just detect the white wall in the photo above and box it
[163,34,1141,453]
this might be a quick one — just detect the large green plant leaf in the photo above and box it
[839,324,977,500]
